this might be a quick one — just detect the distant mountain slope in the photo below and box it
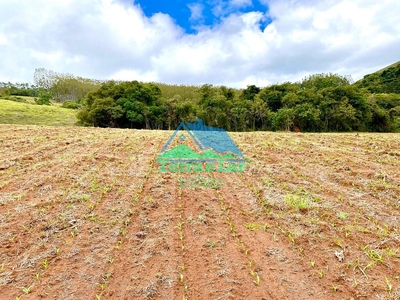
[356,60,400,94]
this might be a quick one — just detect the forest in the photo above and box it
[1,65,400,132]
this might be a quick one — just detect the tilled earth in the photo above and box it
[0,124,399,299]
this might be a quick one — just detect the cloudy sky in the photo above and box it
[0,0,399,88]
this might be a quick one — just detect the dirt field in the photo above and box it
[0,124,399,300]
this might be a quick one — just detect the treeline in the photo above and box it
[77,73,400,132]
[33,68,104,102]
[1,66,400,132]
[0,82,38,97]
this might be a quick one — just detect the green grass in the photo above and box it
[0,99,78,126]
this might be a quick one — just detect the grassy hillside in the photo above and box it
[375,60,400,74]
[0,98,77,126]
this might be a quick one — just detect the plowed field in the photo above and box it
[1,125,399,299]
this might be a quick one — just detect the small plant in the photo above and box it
[107,257,114,264]
[332,284,339,292]
[336,211,348,220]
[177,222,184,230]
[317,269,324,278]
[41,259,49,269]
[252,272,260,286]
[333,237,344,249]
[22,285,33,294]
[310,260,315,267]
[288,233,295,244]
[385,277,392,293]
[207,240,217,249]
[244,223,260,231]
[365,248,384,263]
[284,194,309,210]
[34,273,40,280]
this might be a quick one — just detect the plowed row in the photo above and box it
[0,125,399,299]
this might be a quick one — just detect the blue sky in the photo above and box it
[0,0,399,87]
[136,0,270,33]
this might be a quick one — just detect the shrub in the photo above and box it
[62,100,81,109]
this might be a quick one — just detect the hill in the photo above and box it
[0,98,77,126]
[356,60,400,94]
[375,60,400,74]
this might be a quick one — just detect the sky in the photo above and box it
[0,0,399,88]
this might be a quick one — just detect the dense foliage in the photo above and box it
[357,62,400,94]
[76,73,400,132]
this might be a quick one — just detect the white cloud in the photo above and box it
[188,2,204,21]
[0,0,399,87]
[229,0,253,8]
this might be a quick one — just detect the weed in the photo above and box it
[336,212,348,220]
[366,249,383,263]
[333,237,344,249]
[244,223,260,230]
[207,240,217,249]
[284,194,309,210]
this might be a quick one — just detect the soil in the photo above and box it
[0,125,399,299]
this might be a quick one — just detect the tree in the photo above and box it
[252,96,271,130]
[240,85,261,101]
[86,97,123,127]
[34,88,53,105]
[301,73,351,91]
[272,108,295,131]
[294,103,322,132]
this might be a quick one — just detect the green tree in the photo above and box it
[272,108,295,131]
[84,97,123,127]
[294,103,322,132]
[35,88,53,105]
